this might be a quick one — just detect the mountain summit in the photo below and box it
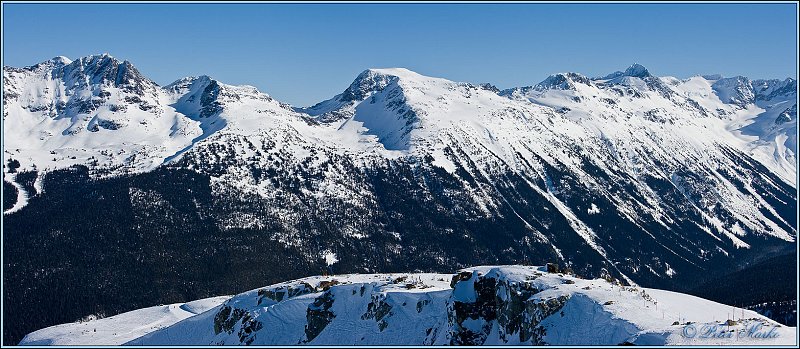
[622,63,651,78]
[599,63,652,80]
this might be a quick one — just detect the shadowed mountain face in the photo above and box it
[3,56,797,344]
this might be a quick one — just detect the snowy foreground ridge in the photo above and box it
[20,266,796,346]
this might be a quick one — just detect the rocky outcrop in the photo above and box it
[303,291,336,343]
[448,268,569,345]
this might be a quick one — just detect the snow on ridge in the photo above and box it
[20,266,795,346]
[19,296,231,346]
[365,67,430,81]
[50,55,72,65]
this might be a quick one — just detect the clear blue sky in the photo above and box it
[3,3,797,106]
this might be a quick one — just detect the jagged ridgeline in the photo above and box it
[2,55,797,345]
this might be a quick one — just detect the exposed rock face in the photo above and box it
[341,69,400,102]
[257,282,315,305]
[537,73,593,90]
[448,268,569,345]
[212,305,263,345]
[712,76,756,107]
[213,305,248,335]
[304,290,336,343]
[360,293,393,332]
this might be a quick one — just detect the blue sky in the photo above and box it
[3,3,797,106]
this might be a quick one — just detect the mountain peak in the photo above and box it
[599,63,653,80]
[340,69,406,102]
[536,72,592,90]
[623,63,651,78]
[58,53,155,92]
[74,53,122,66]
[365,67,426,79]
[343,68,450,100]
[701,74,723,81]
[192,74,215,82]
[50,56,73,66]
[166,75,215,90]
[4,56,74,73]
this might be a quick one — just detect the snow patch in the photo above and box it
[322,251,338,266]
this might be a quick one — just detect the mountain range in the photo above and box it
[2,54,797,344]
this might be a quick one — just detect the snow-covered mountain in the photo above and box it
[501,64,796,185]
[2,56,797,345]
[20,266,795,346]
[2,54,202,175]
[171,63,796,265]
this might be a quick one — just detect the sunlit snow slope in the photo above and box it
[19,296,230,346]
[19,266,795,346]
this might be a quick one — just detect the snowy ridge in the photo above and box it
[19,296,230,345]
[5,57,795,184]
[20,266,795,345]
